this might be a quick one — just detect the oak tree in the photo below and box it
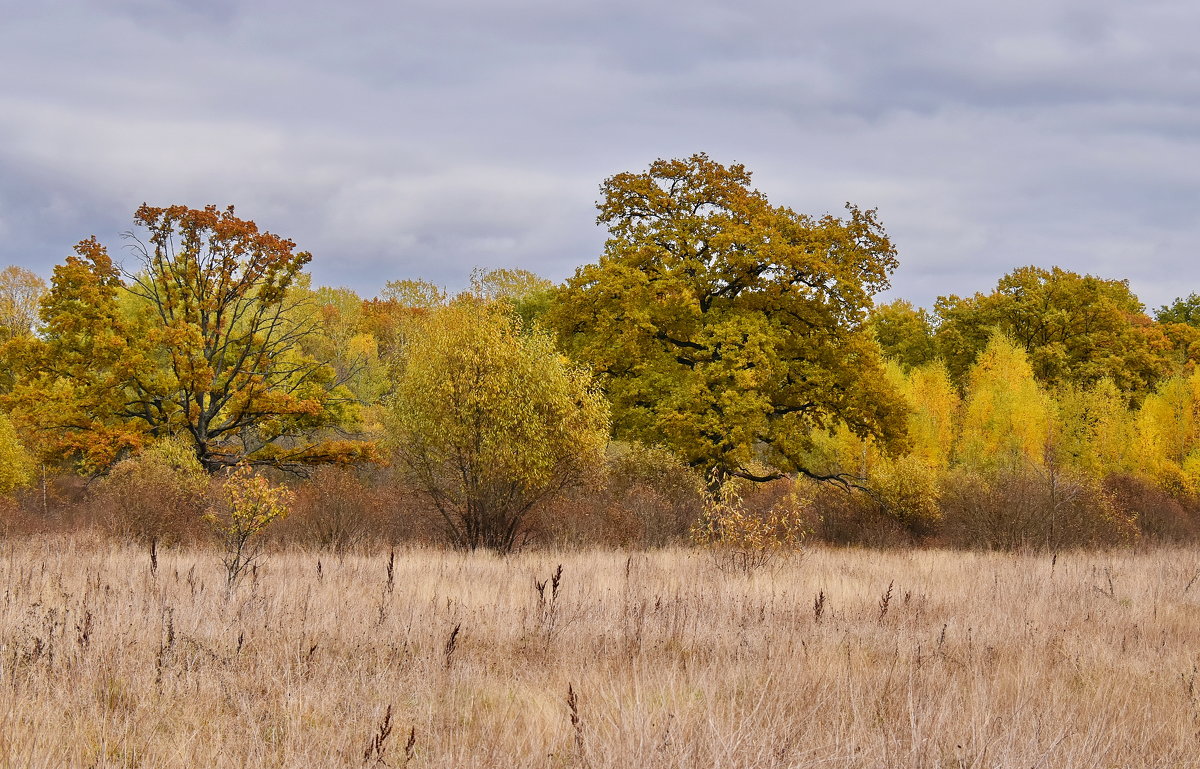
[934,266,1170,394]
[1156,294,1200,327]
[7,205,373,473]
[550,153,907,491]
[867,299,937,370]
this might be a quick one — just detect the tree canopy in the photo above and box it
[0,266,46,343]
[389,298,609,552]
[1156,293,1200,327]
[4,205,373,473]
[868,299,937,370]
[933,266,1170,394]
[549,153,908,490]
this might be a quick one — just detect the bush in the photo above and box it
[534,442,707,548]
[869,455,942,538]
[1103,474,1199,543]
[205,465,292,588]
[91,438,209,545]
[691,488,807,574]
[283,466,389,552]
[940,464,1137,550]
[807,484,913,548]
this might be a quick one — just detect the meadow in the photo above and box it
[2,537,1198,768]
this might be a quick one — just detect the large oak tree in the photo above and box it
[549,153,907,490]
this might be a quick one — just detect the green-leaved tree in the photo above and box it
[389,298,609,552]
[550,153,907,491]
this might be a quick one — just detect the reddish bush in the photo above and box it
[940,465,1137,550]
[807,485,913,548]
[534,443,707,548]
[88,440,209,545]
[280,466,440,550]
[1103,474,1200,543]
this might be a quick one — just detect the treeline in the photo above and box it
[3,156,1200,552]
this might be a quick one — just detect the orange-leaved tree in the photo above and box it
[6,205,374,473]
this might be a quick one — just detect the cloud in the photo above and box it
[0,0,1198,309]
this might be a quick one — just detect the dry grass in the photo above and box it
[2,537,1199,767]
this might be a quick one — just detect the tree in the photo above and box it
[934,266,1170,394]
[956,333,1053,469]
[1156,294,1200,327]
[470,267,555,326]
[549,153,908,491]
[469,267,552,303]
[0,266,46,342]
[4,238,147,470]
[1134,370,1200,492]
[93,437,209,544]
[380,278,447,309]
[1052,378,1135,478]
[867,299,937,369]
[295,284,389,409]
[897,360,960,469]
[0,412,34,495]
[389,298,609,552]
[6,205,373,473]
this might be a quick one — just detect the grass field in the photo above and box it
[2,536,1198,767]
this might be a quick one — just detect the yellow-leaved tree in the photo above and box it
[389,298,610,552]
[1135,370,1200,492]
[957,333,1053,469]
[1053,378,1136,478]
[897,361,959,470]
[0,412,35,495]
[786,360,955,538]
[866,361,960,534]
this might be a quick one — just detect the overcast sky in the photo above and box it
[1,0,1197,310]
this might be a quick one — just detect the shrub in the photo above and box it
[535,443,708,548]
[1103,474,1199,543]
[868,455,942,538]
[284,466,388,552]
[205,465,292,588]
[91,437,209,545]
[690,488,807,573]
[807,484,912,548]
[940,463,1137,550]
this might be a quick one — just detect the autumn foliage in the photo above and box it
[3,159,1200,553]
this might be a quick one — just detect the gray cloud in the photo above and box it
[1,0,1198,310]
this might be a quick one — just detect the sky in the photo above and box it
[1,0,1197,310]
